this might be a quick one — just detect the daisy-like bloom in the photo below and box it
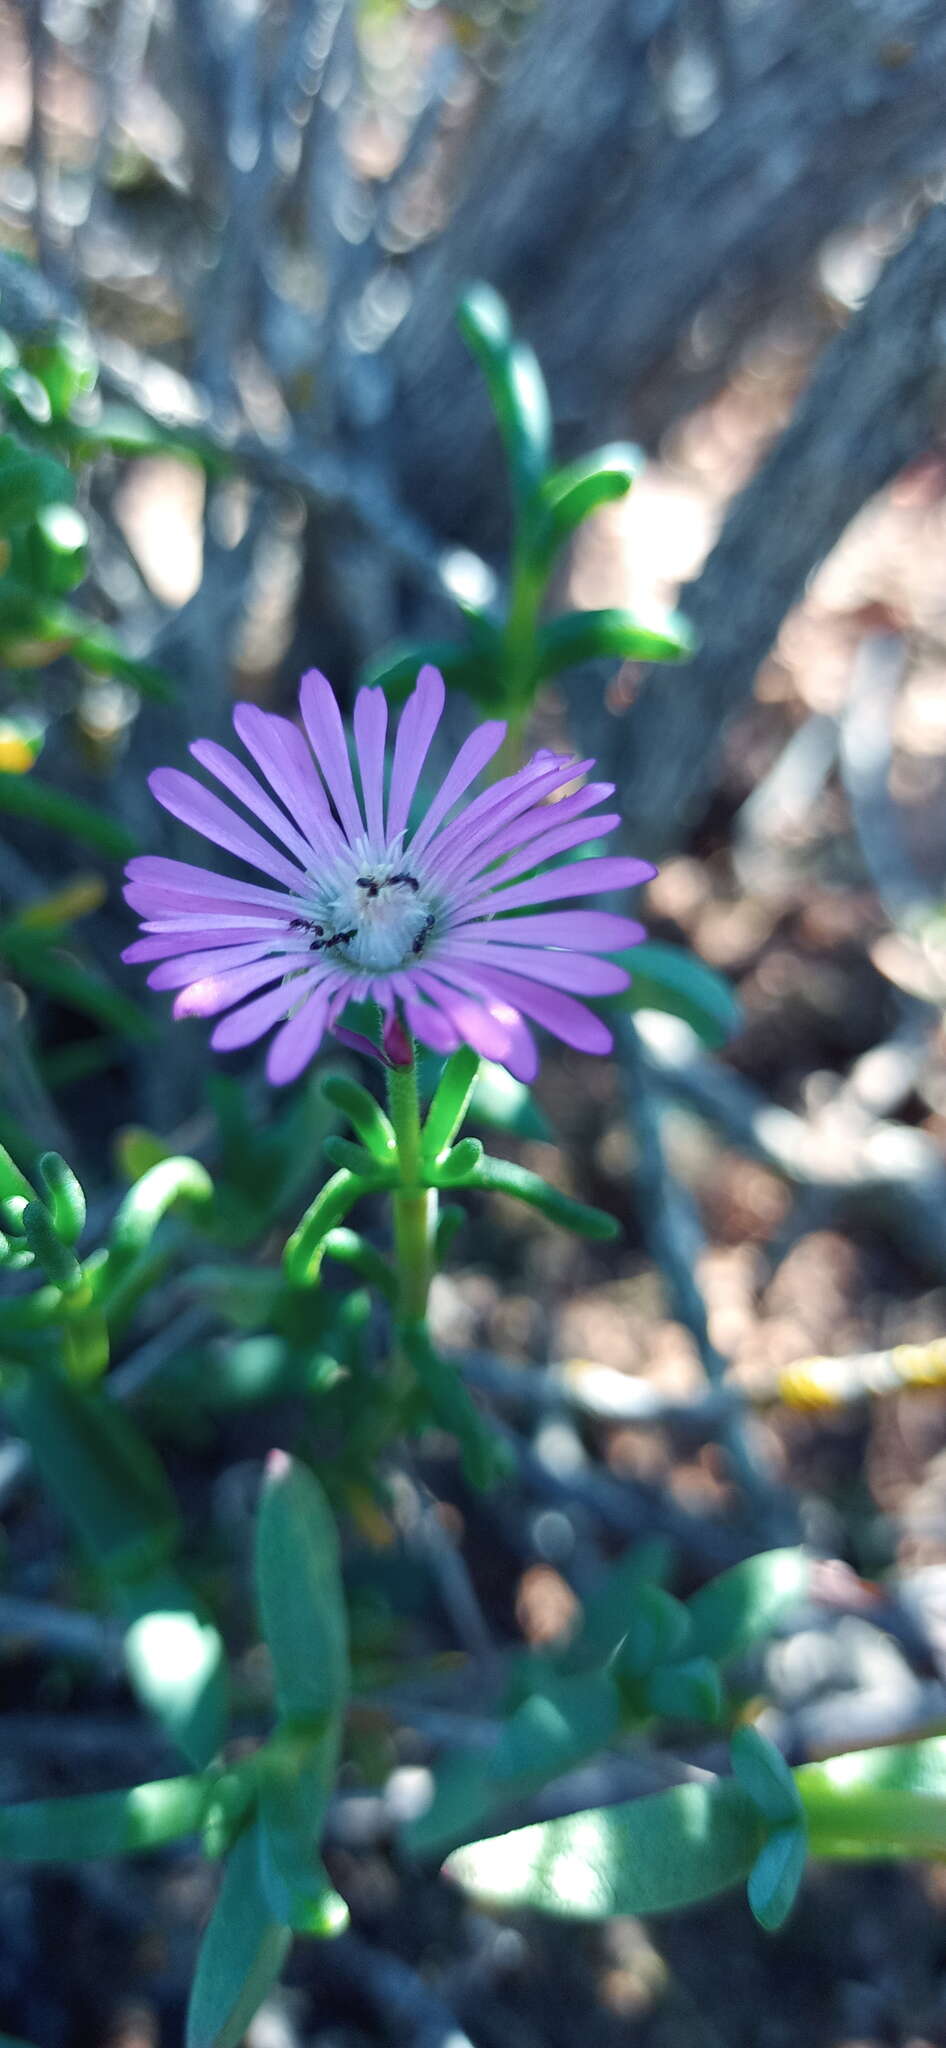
[123,667,655,1085]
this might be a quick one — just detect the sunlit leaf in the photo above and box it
[446,1775,764,1917]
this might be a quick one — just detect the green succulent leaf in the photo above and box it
[534,443,643,565]
[466,1155,618,1241]
[186,1820,292,2048]
[685,1549,809,1665]
[38,1152,86,1244]
[422,1046,480,1161]
[428,1136,485,1187]
[446,1775,764,1918]
[0,1774,212,1864]
[457,282,552,512]
[746,1822,807,1932]
[535,607,694,680]
[283,1169,364,1284]
[254,1453,348,1729]
[611,940,742,1048]
[731,1727,804,1828]
[319,1073,396,1161]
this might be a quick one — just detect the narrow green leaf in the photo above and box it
[0,1141,34,1205]
[283,1170,363,1284]
[38,1152,86,1243]
[322,1135,397,1183]
[186,1820,292,2048]
[0,1774,210,1863]
[535,607,694,680]
[319,1073,396,1161]
[256,1730,349,1935]
[457,284,551,508]
[685,1549,809,1664]
[108,1157,214,1274]
[466,1155,618,1241]
[535,443,642,563]
[446,1776,764,1918]
[321,1227,397,1302]
[611,941,742,1048]
[21,1200,82,1293]
[421,1047,480,1160]
[747,1822,807,1932]
[255,1453,348,1727]
[428,1136,484,1187]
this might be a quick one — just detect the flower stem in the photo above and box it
[386,1044,436,1326]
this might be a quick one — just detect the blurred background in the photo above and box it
[4,0,946,2043]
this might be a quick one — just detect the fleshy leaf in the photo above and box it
[186,1820,292,2048]
[535,607,694,679]
[612,940,742,1048]
[446,1776,764,1917]
[685,1549,809,1664]
[746,1822,807,1932]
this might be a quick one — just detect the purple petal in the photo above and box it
[149,767,305,889]
[448,802,622,901]
[409,971,515,1063]
[148,940,296,990]
[190,738,318,870]
[399,987,460,1056]
[124,882,288,922]
[232,704,344,863]
[266,986,332,1085]
[210,974,323,1052]
[125,856,292,912]
[129,907,289,935]
[386,666,445,842]
[438,959,613,1056]
[463,856,654,918]
[441,938,630,995]
[299,669,364,845]
[331,1023,389,1065]
[408,718,507,858]
[173,956,301,1019]
[439,780,615,893]
[449,909,645,951]
[124,930,261,965]
[423,755,595,881]
[353,686,388,846]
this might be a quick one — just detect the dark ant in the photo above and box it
[288,916,354,952]
[412,914,435,957]
[356,873,419,898]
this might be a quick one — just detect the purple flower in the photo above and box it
[123,667,655,1085]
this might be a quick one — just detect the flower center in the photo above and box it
[300,844,436,972]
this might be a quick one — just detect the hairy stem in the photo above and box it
[386,1048,436,1326]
